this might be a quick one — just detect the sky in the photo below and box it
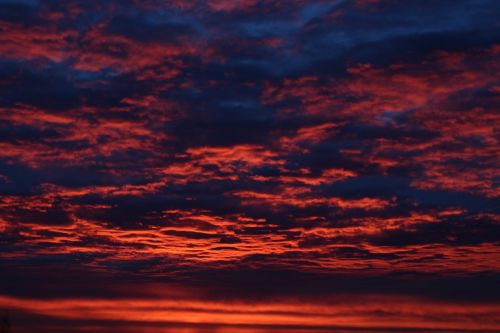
[0,0,499,332]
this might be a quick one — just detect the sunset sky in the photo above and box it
[0,0,499,332]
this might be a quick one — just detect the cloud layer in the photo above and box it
[0,0,499,331]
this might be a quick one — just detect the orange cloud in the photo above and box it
[1,293,499,332]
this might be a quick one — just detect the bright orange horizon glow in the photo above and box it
[1,294,500,332]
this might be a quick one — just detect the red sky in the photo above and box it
[0,0,499,332]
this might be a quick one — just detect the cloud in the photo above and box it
[0,0,499,331]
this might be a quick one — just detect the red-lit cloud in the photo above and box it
[0,0,499,332]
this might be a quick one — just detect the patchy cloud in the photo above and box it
[0,0,499,332]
